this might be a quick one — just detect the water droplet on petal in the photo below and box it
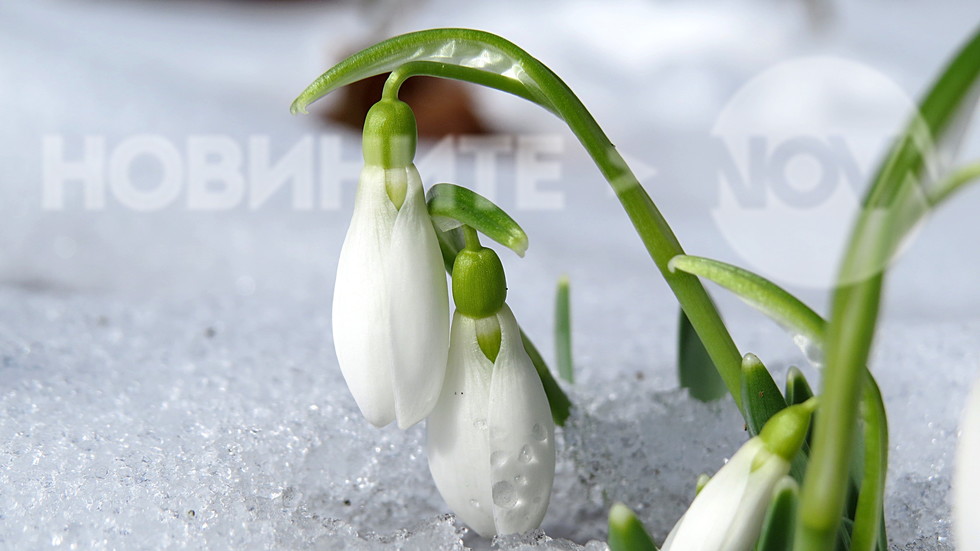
[474,418,488,431]
[519,445,532,463]
[492,481,517,509]
[490,451,507,467]
[530,423,547,441]
[469,499,480,508]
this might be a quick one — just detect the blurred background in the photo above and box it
[1,1,979,549]
[2,0,979,326]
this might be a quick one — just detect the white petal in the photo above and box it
[387,165,451,429]
[426,312,496,537]
[332,165,398,427]
[720,453,790,551]
[664,438,761,551]
[955,376,980,550]
[487,305,556,536]
[660,515,682,551]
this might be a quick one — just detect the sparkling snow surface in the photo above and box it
[2,1,979,550]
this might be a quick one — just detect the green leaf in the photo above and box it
[741,353,788,436]
[555,276,574,383]
[850,376,889,551]
[798,27,980,551]
[608,503,660,551]
[785,367,816,456]
[426,183,528,257]
[785,367,815,407]
[678,307,727,402]
[755,477,799,551]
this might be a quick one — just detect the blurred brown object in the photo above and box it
[324,73,490,138]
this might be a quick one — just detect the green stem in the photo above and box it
[383,61,550,110]
[382,35,744,412]
[797,28,980,550]
[461,224,481,251]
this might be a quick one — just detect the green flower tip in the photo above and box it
[362,99,418,168]
[452,247,507,319]
[608,502,658,551]
[741,352,763,370]
[609,502,636,528]
[759,397,818,462]
[695,473,711,495]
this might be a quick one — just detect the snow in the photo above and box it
[2,0,979,549]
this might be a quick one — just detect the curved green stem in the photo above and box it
[930,160,980,205]
[461,225,481,251]
[293,29,744,412]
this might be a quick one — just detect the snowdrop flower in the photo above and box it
[333,99,450,429]
[661,399,816,551]
[954,376,980,549]
[427,243,556,537]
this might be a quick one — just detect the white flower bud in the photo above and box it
[955,377,980,549]
[426,305,556,537]
[332,100,450,429]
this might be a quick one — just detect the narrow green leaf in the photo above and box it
[608,503,659,551]
[785,367,816,457]
[678,306,727,402]
[799,27,980,551]
[850,376,889,551]
[555,276,574,383]
[785,367,815,407]
[755,477,799,551]
[426,183,528,257]
[522,329,572,426]
[741,353,788,436]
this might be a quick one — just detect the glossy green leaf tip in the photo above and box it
[608,503,659,551]
[742,353,789,436]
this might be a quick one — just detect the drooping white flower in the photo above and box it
[426,304,556,537]
[332,99,450,429]
[661,400,815,551]
[954,376,980,549]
